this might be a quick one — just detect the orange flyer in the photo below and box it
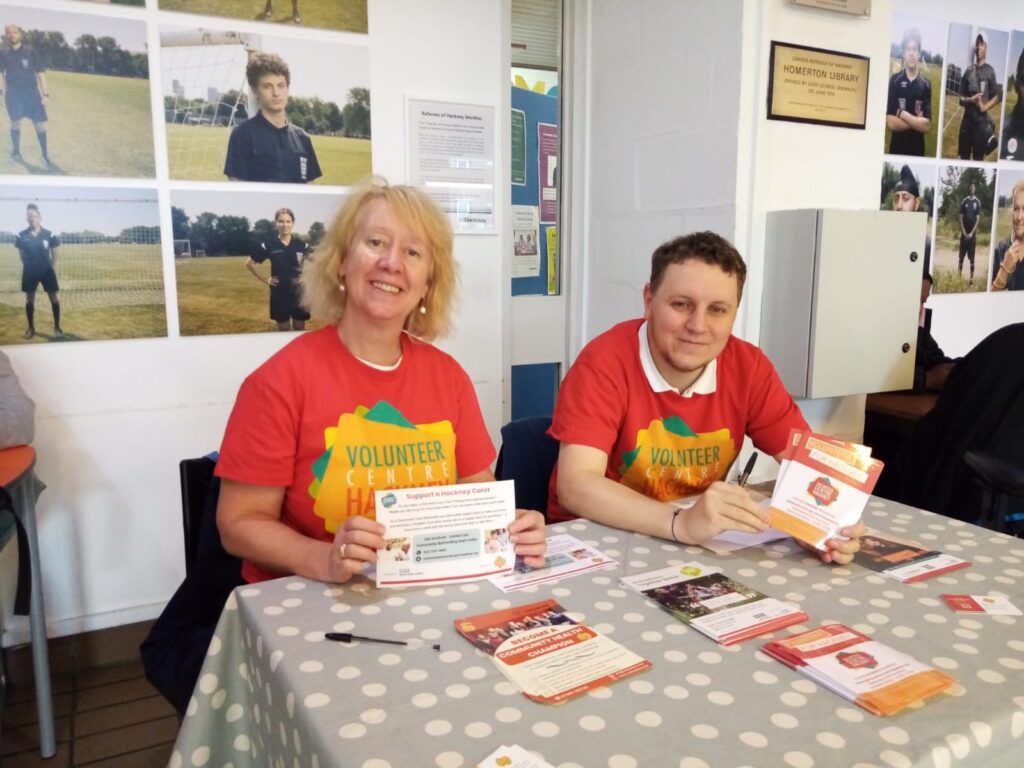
[769,430,883,549]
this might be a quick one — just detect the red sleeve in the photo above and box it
[216,372,300,488]
[549,348,629,457]
[745,348,808,458]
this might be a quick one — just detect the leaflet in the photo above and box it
[673,496,790,554]
[374,481,516,587]
[854,530,970,583]
[762,623,955,716]
[477,744,555,768]
[769,430,883,550]
[454,599,651,704]
[942,594,1022,615]
[619,562,807,645]
[486,534,618,592]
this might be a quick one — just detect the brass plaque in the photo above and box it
[767,42,870,129]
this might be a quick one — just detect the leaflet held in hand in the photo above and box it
[769,430,883,549]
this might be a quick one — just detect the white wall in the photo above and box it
[4,0,510,645]
[575,0,744,348]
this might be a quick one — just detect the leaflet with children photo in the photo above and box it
[373,480,516,587]
[620,562,807,645]
[769,430,883,550]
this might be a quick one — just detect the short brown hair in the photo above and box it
[246,52,290,91]
[274,207,295,222]
[649,231,746,299]
[301,177,457,340]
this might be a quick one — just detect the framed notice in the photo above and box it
[767,41,870,129]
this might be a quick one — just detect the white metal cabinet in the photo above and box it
[760,209,926,398]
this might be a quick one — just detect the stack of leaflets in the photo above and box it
[619,562,807,645]
[942,594,1021,615]
[769,430,883,550]
[853,531,970,583]
[486,534,618,592]
[762,624,955,716]
[454,599,651,704]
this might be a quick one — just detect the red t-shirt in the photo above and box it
[217,327,496,582]
[548,319,807,521]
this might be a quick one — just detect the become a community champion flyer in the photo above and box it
[374,480,516,587]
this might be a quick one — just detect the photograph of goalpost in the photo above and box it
[0,185,166,344]
[157,0,366,35]
[160,25,371,185]
[171,187,341,336]
[0,4,155,177]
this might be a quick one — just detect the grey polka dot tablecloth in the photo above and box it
[171,498,1024,768]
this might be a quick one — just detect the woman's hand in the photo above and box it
[509,508,547,568]
[327,516,386,583]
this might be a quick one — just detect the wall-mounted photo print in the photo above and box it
[0,186,165,345]
[172,188,342,336]
[941,24,1008,162]
[990,169,1024,291]
[932,165,995,294]
[160,26,370,185]
[880,160,936,269]
[68,1,145,6]
[0,5,154,177]
[157,0,366,35]
[885,14,943,158]
[1000,31,1024,161]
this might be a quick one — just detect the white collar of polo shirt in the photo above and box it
[638,321,717,398]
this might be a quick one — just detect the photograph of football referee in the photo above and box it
[157,0,366,35]
[1000,31,1024,161]
[940,23,1008,162]
[884,14,943,158]
[160,26,370,186]
[171,188,339,336]
[0,5,154,177]
[931,165,994,294]
[0,186,166,345]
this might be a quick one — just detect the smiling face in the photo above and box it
[275,211,294,238]
[338,198,432,337]
[643,259,739,392]
[1012,188,1024,242]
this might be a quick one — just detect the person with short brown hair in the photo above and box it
[549,232,866,564]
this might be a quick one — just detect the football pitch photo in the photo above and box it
[157,0,367,33]
[175,254,322,336]
[0,243,166,344]
[166,124,371,185]
[941,90,1003,161]
[0,71,155,178]
[883,61,940,158]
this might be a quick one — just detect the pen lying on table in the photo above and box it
[325,632,441,651]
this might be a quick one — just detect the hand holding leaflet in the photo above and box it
[769,430,882,550]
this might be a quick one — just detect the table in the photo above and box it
[0,445,55,759]
[172,498,1024,768]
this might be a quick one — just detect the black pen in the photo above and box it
[737,452,758,487]
[325,632,441,651]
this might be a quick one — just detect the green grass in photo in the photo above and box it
[932,220,990,293]
[157,0,367,34]
[167,123,370,185]
[175,254,322,336]
[0,243,166,345]
[0,71,155,178]
[883,60,940,158]
[941,85,1003,161]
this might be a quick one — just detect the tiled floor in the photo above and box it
[2,623,177,767]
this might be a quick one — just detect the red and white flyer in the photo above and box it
[769,430,883,550]
[942,594,1021,615]
[762,623,955,716]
